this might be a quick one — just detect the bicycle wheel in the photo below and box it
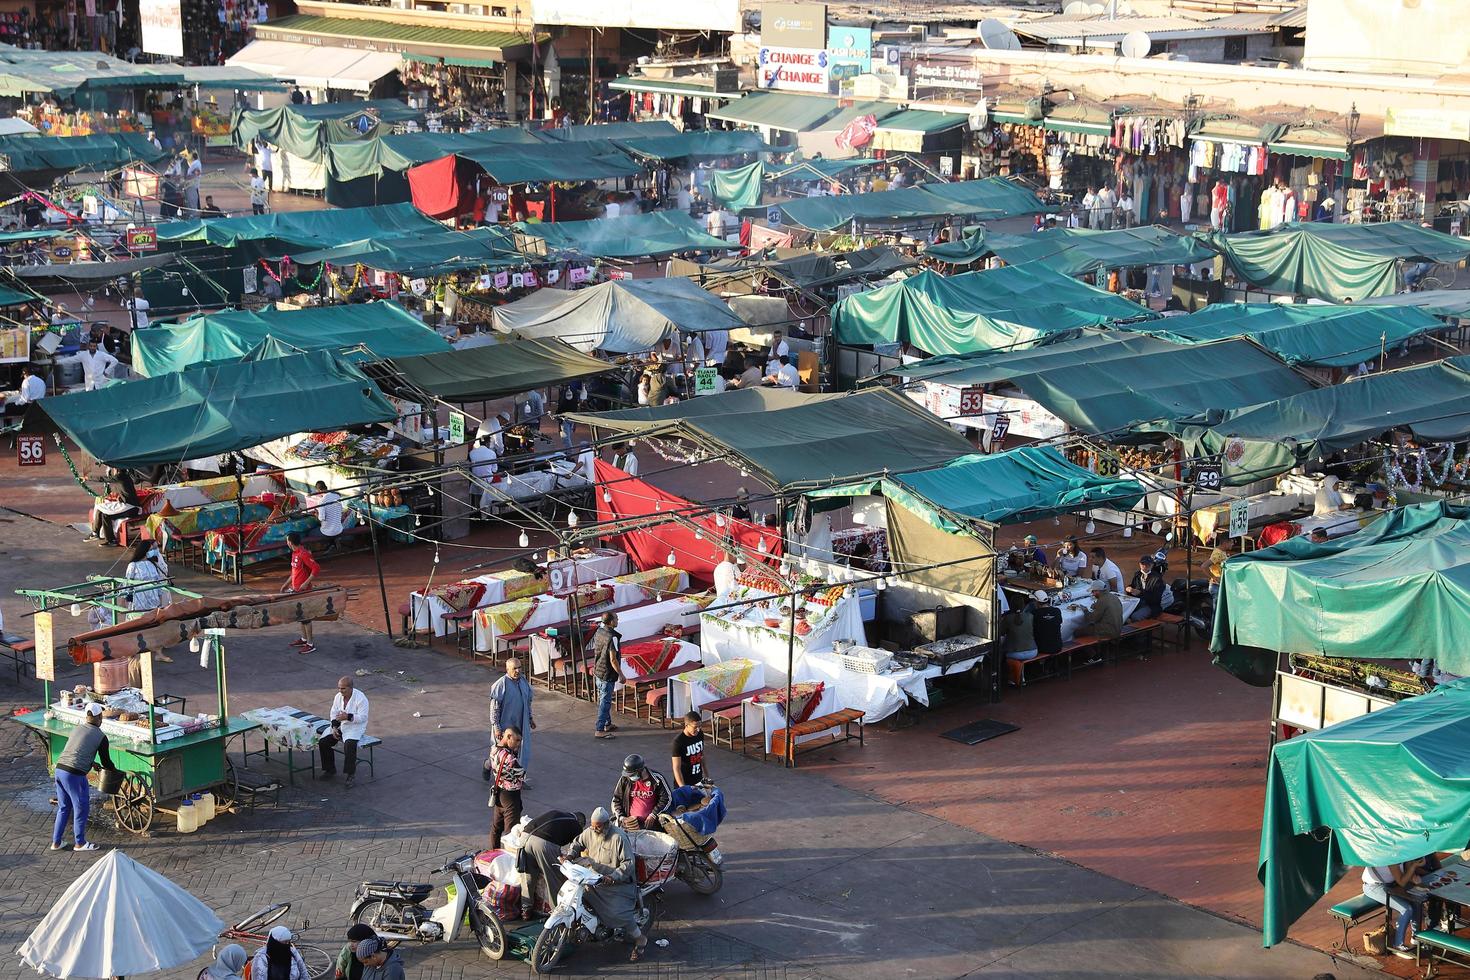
[234,902,291,933]
[294,943,333,980]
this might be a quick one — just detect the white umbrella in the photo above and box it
[19,850,225,978]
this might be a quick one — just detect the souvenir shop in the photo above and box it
[1347,137,1421,224]
[398,58,508,122]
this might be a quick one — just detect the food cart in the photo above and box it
[8,579,344,834]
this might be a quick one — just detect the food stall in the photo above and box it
[9,582,347,833]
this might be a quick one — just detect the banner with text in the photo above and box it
[139,0,183,57]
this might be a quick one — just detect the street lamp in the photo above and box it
[1347,101,1360,150]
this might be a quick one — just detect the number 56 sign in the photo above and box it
[17,433,44,466]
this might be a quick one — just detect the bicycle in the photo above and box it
[214,902,333,980]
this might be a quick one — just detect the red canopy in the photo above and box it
[407,154,475,220]
[594,459,778,583]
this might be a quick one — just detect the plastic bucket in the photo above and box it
[98,768,124,795]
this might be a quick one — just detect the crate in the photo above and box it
[840,646,892,675]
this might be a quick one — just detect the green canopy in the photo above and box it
[491,277,743,353]
[1214,501,1470,694]
[157,202,446,249]
[132,302,450,377]
[780,178,1045,232]
[1123,301,1446,368]
[1259,673,1470,948]
[895,331,1316,435]
[0,284,38,306]
[981,225,1218,277]
[325,128,543,182]
[809,445,1146,526]
[1359,289,1470,317]
[767,157,881,182]
[0,133,167,173]
[708,161,764,211]
[382,338,612,402]
[1210,222,1470,301]
[286,226,520,275]
[565,387,974,491]
[515,211,735,259]
[706,92,843,132]
[615,131,770,161]
[541,121,679,142]
[923,230,990,266]
[1158,354,1470,485]
[233,100,421,159]
[457,142,642,184]
[832,266,1152,355]
[29,350,395,468]
[0,49,184,97]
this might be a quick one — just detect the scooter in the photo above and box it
[530,860,662,974]
[350,853,507,960]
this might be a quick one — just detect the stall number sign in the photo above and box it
[448,411,466,444]
[1229,499,1250,539]
[957,386,984,416]
[1195,457,1222,492]
[766,206,782,226]
[17,434,44,467]
[694,367,718,395]
[125,226,158,251]
[939,156,955,177]
[1095,453,1122,477]
[990,413,1011,442]
[489,187,509,205]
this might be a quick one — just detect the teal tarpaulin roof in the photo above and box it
[615,131,770,160]
[1359,289,1470,317]
[491,277,743,353]
[381,338,612,402]
[706,92,843,132]
[515,210,736,259]
[923,230,990,266]
[458,142,642,184]
[232,99,423,159]
[708,161,764,211]
[832,265,1153,356]
[132,301,451,377]
[286,226,521,275]
[156,202,446,249]
[325,127,544,181]
[0,133,167,173]
[1157,354,1470,485]
[1259,671,1470,949]
[1121,302,1446,368]
[981,225,1218,277]
[809,445,1146,526]
[565,387,974,491]
[28,350,396,468]
[767,157,881,182]
[780,178,1045,231]
[540,121,679,142]
[894,331,1317,435]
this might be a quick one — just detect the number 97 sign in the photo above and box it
[17,434,44,467]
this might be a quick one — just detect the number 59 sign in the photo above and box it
[17,433,44,466]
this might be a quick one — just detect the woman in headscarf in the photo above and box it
[334,924,376,980]
[1312,474,1351,517]
[251,925,310,980]
[198,944,247,980]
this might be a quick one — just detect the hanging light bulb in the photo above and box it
[740,469,749,478]
[757,537,769,553]
[654,501,661,511]
[1122,525,1134,538]
[518,530,529,548]
[715,514,727,528]
[533,552,542,561]
[1053,516,1061,526]
[1150,520,1162,535]
[1085,520,1096,535]
[414,514,421,527]
[779,560,790,576]
[433,547,441,564]
[667,550,677,566]
[875,576,887,591]
[428,486,435,497]
[603,489,612,503]
[567,511,579,527]
[189,636,201,653]
[1166,531,1175,543]
[69,603,81,617]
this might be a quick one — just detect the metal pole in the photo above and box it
[784,594,797,768]
[1184,492,1195,652]
[364,482,394,638]
[566,536,587,699]
[233,470,244,587]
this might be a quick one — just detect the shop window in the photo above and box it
[1223,36,1246,61]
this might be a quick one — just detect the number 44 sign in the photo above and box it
[17,433,44,466]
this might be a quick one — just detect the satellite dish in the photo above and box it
[968,98,989,131]
[1120,31,1151,59]
[978,18,1021,51]
[1088,3,1105,13]
[1116,0,1134,13]
[1062,0,1089,13]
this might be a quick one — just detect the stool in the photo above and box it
[398,602,416,641]
[645,688,669,727]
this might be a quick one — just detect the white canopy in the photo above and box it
[19,850,226,978]
[226,40,401,91]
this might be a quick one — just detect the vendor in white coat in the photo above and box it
[1312,475,1354,517]
[319,676,369,786]
[77,339,117,391]
[713,549,739,598]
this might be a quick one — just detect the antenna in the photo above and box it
[1120,30,1151,59]
[978,18,1021,51]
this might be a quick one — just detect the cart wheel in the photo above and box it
[215,757,240,810]
[112,773,154,833]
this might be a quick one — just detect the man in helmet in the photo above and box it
[610,753,671,831]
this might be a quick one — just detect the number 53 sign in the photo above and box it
[17,433,44,466]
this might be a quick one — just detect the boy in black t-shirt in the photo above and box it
[1030,591,1064,658]
[671,712,708,788]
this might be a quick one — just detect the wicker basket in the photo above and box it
[840,646,892,675]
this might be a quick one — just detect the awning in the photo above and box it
[1359,289,1470,317]
[491,277,743,353]
[1267,123,1350,161]
[455,143,642,184]
[978,225,1218,277]
[173,64,287,90]
[808,100,902,134]
[27,350,396,468]
[132,301,451,377]
[1042,103,1113,136]
[609,75,742,100]
[1189,118,1280,145]
[287,225,520,275]
[708,161,763,210]
[514,210,735,259]
[707,92,842,133]
[380,338,613,402]
[157,202,446,249]
[226,40,401,92]
[781,177,1045,231]
[253,14,534,62]
[0,133,167,174]
[894,331,1316,435]
[615,131,771,161]
[403,52,498,69]
[0,284,37,306]
[872,109,968,152]
[566,387,974,491]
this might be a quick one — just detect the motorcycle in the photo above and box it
[661,784,726,895]
[1167,577,1215,642]
[349,853,507,960]
[531,856,664,974]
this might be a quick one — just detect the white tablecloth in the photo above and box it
[474,594,571,654]
[1291,509,1377,540]
[699,589,866,683]
[669,658,765,718]
[486,467,589,505]
[613,596,706,642]
[547,549,628,594]
[801,650,931,723]
[1056,591,1140,642]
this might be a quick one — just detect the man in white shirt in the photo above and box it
[77,340,117,391]
[249,168,268,215]
[131,295,150,331]
[705,208,726,238]
[307,480,345,553]
[319,676,369,786]
[765,354,800,389]
[468,436,499,516]
[478,411,508,455]
[613,445,639,477]
[15,364,45,404]
[604,195,621,219]
[1089,546,1125,594]
[703,328,728,367]
[765,330,790,373]
[713,551,739,598]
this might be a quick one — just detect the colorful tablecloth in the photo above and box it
[831,526,889,568]
[752,681,826,724]
[601,566,689,607]
[243,705,321,751]
[547,549,629,594]
[669,658,764,717]
[204,515,319,568]
[410,567,545,637]
[745,681,838,754]
[147,500,274,545]
[622,637,701,677]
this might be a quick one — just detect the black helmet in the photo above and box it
[622,754,644,775]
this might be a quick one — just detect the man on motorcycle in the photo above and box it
[562,807,648,962]
[611,754,672,830]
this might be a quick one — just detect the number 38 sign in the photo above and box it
[17,434,44,467]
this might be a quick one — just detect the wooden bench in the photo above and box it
[1007,636,1099,687]
[1119,618,1162,657]
[1327,893,1385,950]
[699,687,779,749]
[1155,611,1187,647]
[617,660,704,721]
[1416,928,1470,977]
[1,634,32,682]
[243,725,382,786]
[768,708,865,765]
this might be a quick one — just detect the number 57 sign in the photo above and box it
[17,433,44,466]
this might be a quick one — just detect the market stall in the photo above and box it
[698,567,866,679]
[410,567,545,637]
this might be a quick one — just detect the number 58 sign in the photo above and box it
[17,433,44,466]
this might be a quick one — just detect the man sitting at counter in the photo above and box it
[1125,556,1166,622]
[1076,580,1124,641]
[53,703,117,852]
